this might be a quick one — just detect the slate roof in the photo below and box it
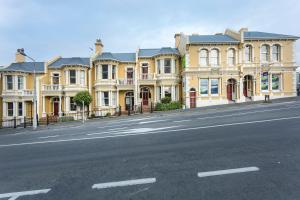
[244,31,300,40]
[189,34,239,44]
[48,57,90,68]
[0,62,45,73]
[138,47,180,57]
[94,52,136,62]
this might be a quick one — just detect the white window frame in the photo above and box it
[199,79,209,96]
[164,58,171,74]
[261,44,270,63]
[69,70,77,85]
[272,44,281,62]
[244,44,253,63]
[210,79,219,96]
[6,75,13,90]
[18,102,23,116]
[7,102,14,117]
[271,73,281,92]
[102,91,109,106]
[80,70,85,85]
[17,75,24,90]
[199,49,209,66]
[227,48,235,66]
[210,49,219,67]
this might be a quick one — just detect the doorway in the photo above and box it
[189,88,196,108]
[243,75,253,98]
[125,91,134,111]
[141,87,151,106]
[227,79,237,101]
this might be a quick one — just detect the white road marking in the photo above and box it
[39,135,60,139]
[197,167,259,178]
[92,178,156,189]
[0,189,51,200]
[197,106,300,120]
[1,116,300,148]
[127,117,155,122]
[173,119,191,123]
[139,120,166,124]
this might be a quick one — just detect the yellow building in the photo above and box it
[175,28,299,108]
[0,28,299,125]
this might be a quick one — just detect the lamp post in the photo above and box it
[17,49,38,130]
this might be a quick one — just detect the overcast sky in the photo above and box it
[0,0,299,66]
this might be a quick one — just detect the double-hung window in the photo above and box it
[210,49,219,66]
[245,45,252,62]
[18,102,23,116]
[211,79,219,95]
[7,102,13,116]
[164,59,171,74]
[80,70,85,85]
[272,45,281,62]
[102,92,109,106]
[102,65,108,79]
[70,97,77,111]
[53,73,59,85]
[200,79,209,95]
[69,70,76,84]
[112,65,116,80]
[157,60,161,74]
[227,49,235,66]
[17,76,24,90]
[261,45,270,62]
[6,75,13,90]
[200,49,209,66]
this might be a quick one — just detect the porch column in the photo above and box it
[161,86,165,98]
[3,101,6,118]
[117,90,119,107]
[239,77,245,102]
[171,85,176,101]
[65,96,70,113]
[59,95,62,117]
[13,101,17,117]
[42,96,46,117]
[109,91,112,106]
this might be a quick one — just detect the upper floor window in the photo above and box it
[272,44,281,62]
[80,70,85,85]
[261,44,270,62]
[210,49,219,66]
[17,76,24,90]
[102,65,108,79]
[69,70,76,84]
[227,48,235,66]
[112,65,116,80]
[200,49,209,66]
[245,45,253,62]
[127,68,134,84]
[164,59,171,73]
[156,60,161,74]
[6,75,13,90]
[52,73,59,85]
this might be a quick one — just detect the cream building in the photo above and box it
[175,28,299,108]
[0,28,299,125]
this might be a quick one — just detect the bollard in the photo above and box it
[150,102,153,113]
[119,106,121,116]
[36,114,39,126]
[24,117,26,128]
[13,117,17,128]
[140,102,143,114]
[128,105,130,116]
[46,114,49,126]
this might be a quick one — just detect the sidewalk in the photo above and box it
[1,96,299,135]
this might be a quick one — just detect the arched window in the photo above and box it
[210,49,219,66]
[245,45,252,62]
[199,49,209,66]
[272,44,281,62]
[261,44,270,62]
[227,48,235,65]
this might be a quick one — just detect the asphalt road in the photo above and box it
[0,99,300,200]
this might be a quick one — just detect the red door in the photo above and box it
[54,102,59,116]
[227,84,233,101]
[142,91,149,106]
[243,81,247,97]
[190,91,196,108]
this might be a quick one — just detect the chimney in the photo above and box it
[15,48,25,63]
[174,32,184,48]
[95,39,103,55]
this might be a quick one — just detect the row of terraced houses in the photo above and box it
[0,28,299,125]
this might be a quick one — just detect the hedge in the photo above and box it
[155,101,181,111]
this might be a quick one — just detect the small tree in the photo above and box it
[73,91,92,109]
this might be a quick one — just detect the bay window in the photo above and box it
[70,97,77,111]
[6,75,13,90]
[157,60,161,74]
[164,59,171,73]
[69,70,76,84]
[80,70,85,85]
[102,65,108,79]
[102,92,109,106]
[112,65,116,80]
[7,102,13,116]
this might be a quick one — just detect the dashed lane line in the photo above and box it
[197,167,259,178]
[0,189,51,200]
[92,178,156,189]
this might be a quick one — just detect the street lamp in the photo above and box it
[17,48,38,130]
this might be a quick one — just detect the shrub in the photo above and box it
[106,112,111,117]
[58,116,74,122]
[161,97,171,104]
[155,101,181,111]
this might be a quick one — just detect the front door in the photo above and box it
[190,91,196,108]
[141,88,150,106]
[227,84,233,101]
[54,102,59,116]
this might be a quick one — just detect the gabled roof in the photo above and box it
[138,47,180,57]
[188,34,239,44]
[48,57,90,68]
[94,52,136,62]
[244,31,300,40]
[0,62,45,73]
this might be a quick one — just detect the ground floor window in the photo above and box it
[7,102,13,116]
[200,79,209,95]
[112,92,117,106]
[18,102,23,116]
[102,92,109,106]
[261,72,269,91]
[211,79,219,95]
[164,87,171,98]
[272,74,280,90]
[70,97,77,111]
